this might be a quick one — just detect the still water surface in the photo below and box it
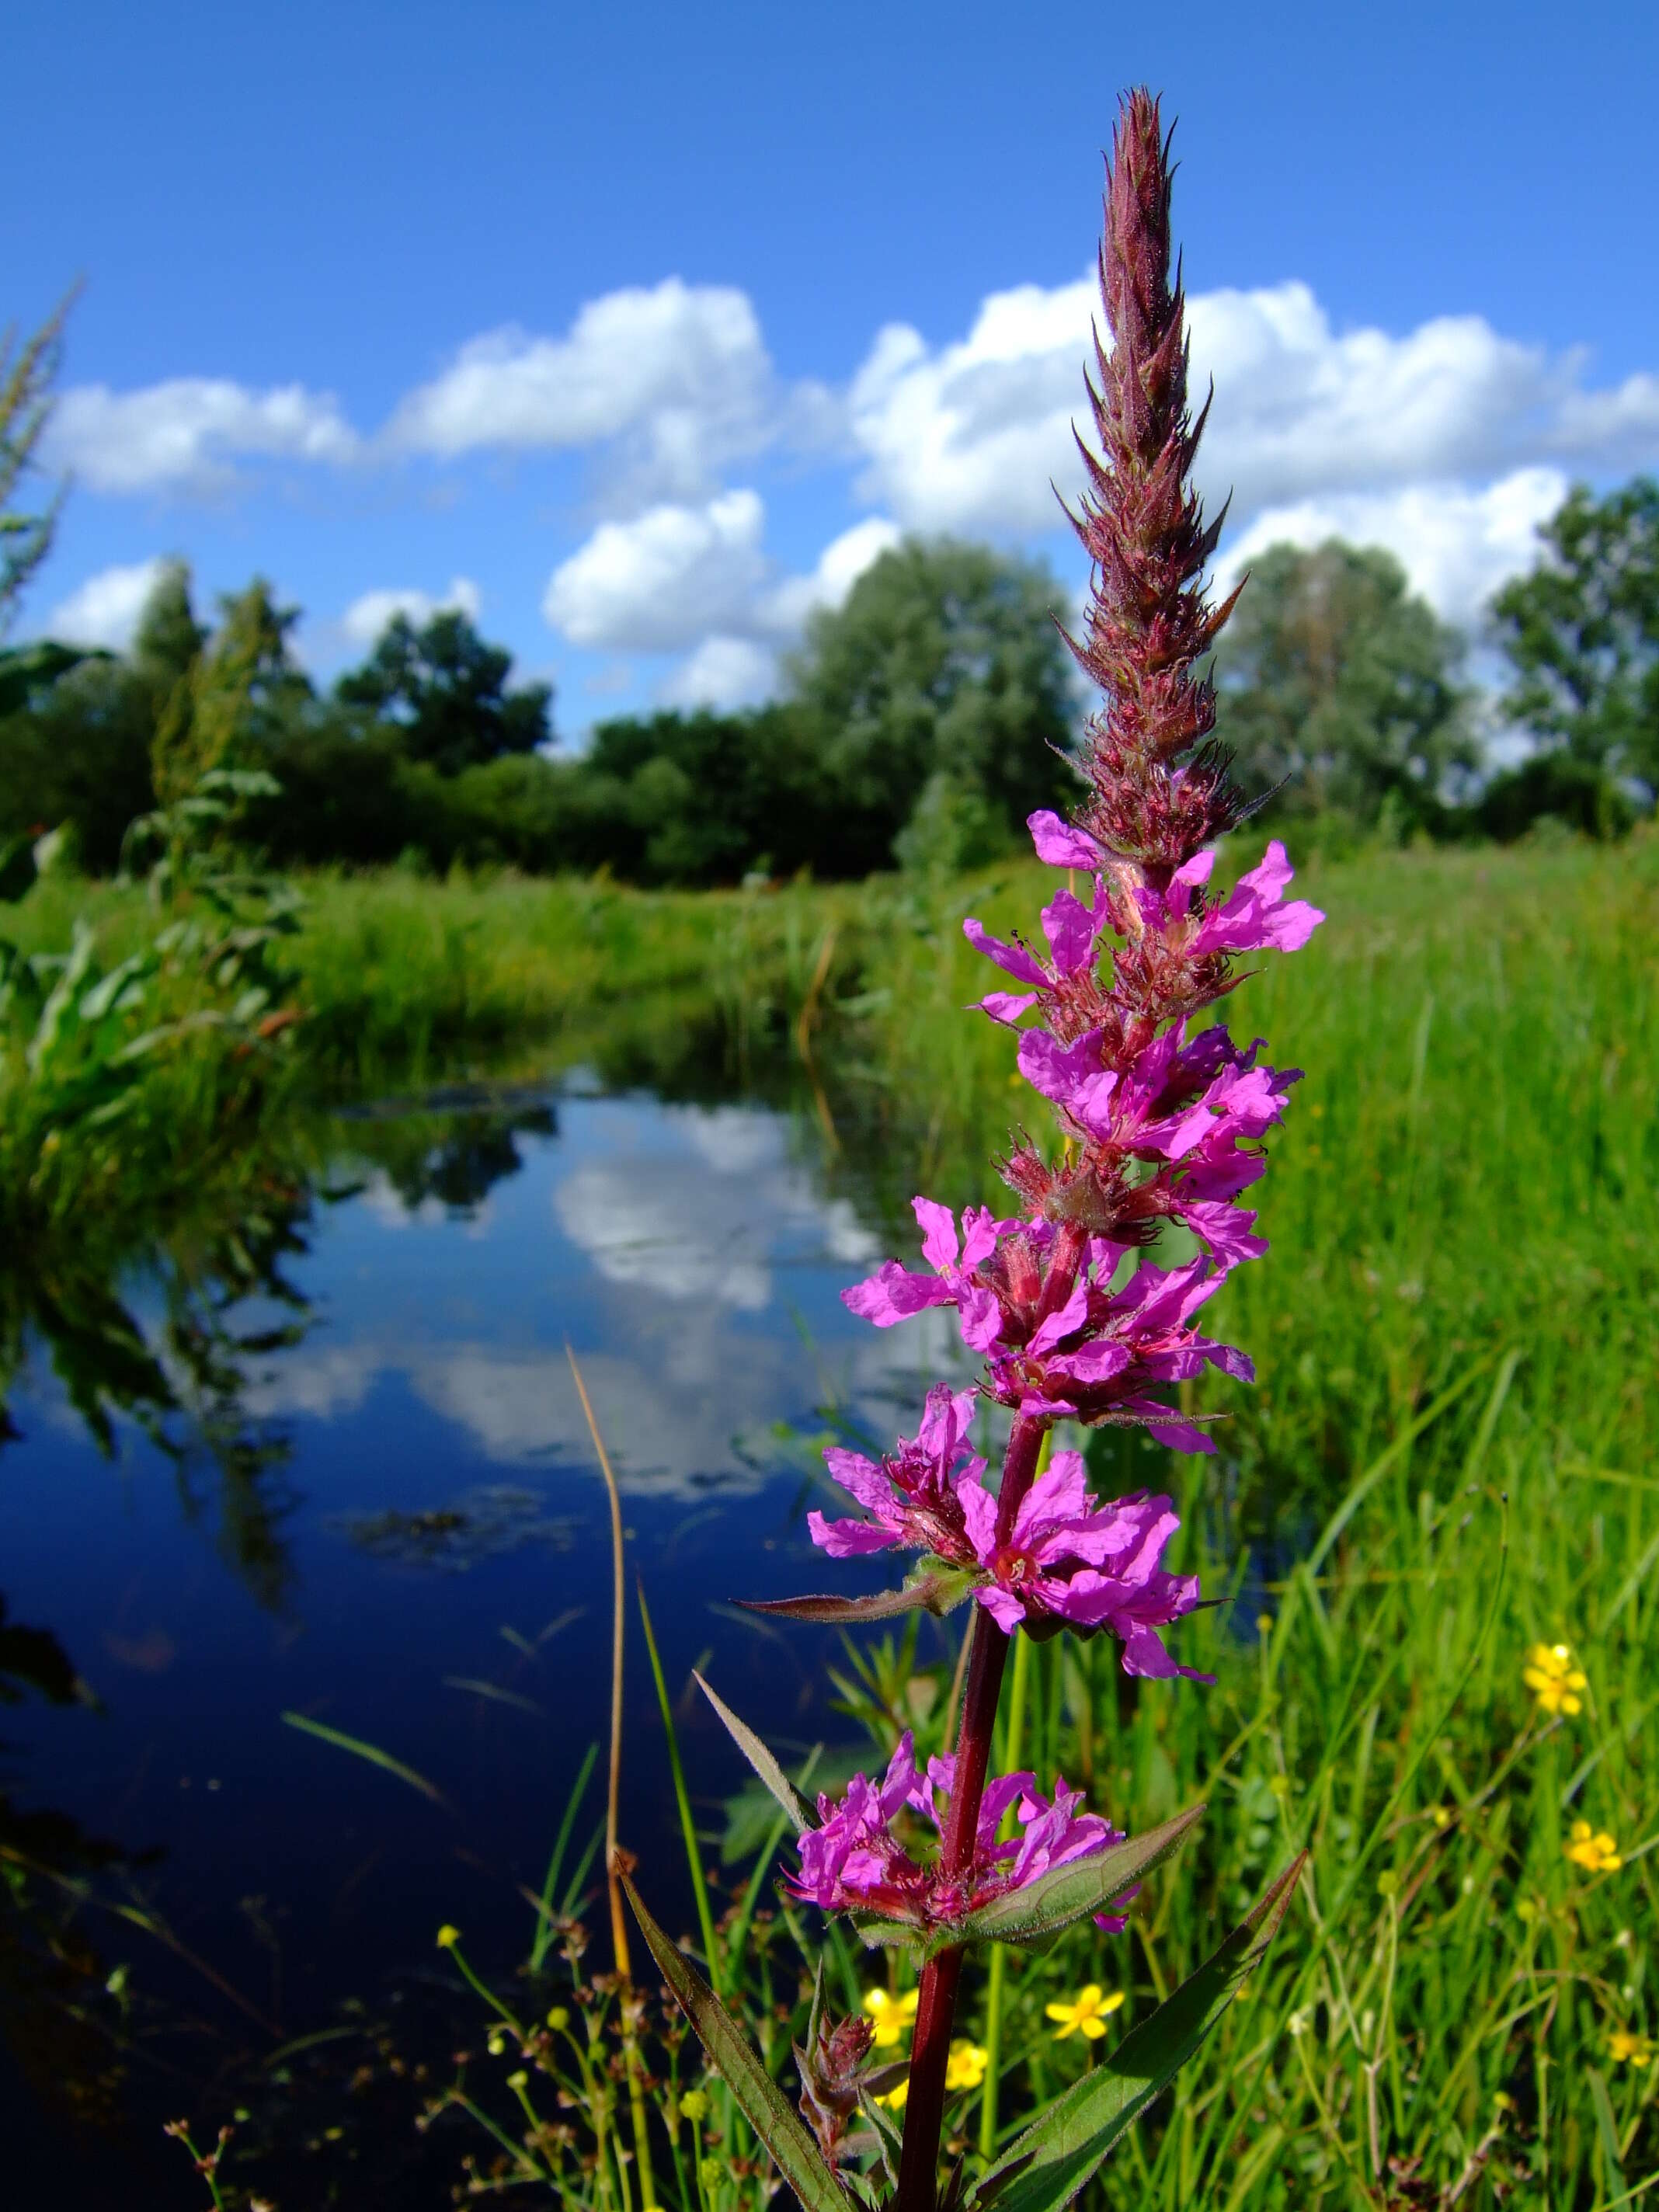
[2,1072,961,2204]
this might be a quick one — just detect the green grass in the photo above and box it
[6,833,1659,2203]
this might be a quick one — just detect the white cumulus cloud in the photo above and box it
[43,557,169,649]
[547,495,903,697]
[49,377,358,495]
[542,488,768,652]
[386,278,778,499]
[759,515,903,632]
[1215,468,1570,631]
[657,635,777,711]
[339,575,482,649]
[846,273,1659,588]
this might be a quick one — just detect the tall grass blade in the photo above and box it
[639,1582,722,1990]
[280,1709,448,1807]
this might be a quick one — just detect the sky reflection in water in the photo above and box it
[1,1078,972,2196]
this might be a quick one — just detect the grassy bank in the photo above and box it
[5,836,1658,2203]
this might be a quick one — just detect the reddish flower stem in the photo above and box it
[896,1231,1083,2211]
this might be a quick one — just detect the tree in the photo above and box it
[1490,478,1659,791]
[788,538,1078,868]
[1212,541,1475,830]
[336,608,552,776]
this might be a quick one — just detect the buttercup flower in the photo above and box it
[1566,1820,1622,1873]
[944,2040,989,2092]
[1609,2029,1654,2068]
[1524,1641,1588,1716]
[861,1986,920,2048]
[1045,1985,1125,2041]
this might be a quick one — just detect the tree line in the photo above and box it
[2,483,1656,886]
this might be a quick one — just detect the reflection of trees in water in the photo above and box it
[0,1595,135,2135]
[0,1180,313,1612]
[0,1092,569,1617]
[338,1087,558,1213]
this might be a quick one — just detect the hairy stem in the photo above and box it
[894,1410,1047,2212]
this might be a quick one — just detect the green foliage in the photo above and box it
[1213,540,1476,830]
[1490,477,1659,788]
[790,537,1079,868]
[335,606,552,774]
[0,291,73,630]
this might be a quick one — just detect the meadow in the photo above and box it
[4,832,1657,2207]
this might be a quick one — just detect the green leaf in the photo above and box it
[952,1804,1205,1953]
[739,1562,983,1626]
[966,1854,1306,2212]
[621,1871,848,2212]
[695,1671,812,1832]
[849,1809,1205,1962]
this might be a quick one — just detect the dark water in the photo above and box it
[2,1073,969,2207]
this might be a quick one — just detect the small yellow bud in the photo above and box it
[486,2033,506,2057]
[1376,1871,1398,1899]
[547,2005,571,2030]
[506,2069,529,2090]
[435,1924,461,1949]
[680,2089,711,2123]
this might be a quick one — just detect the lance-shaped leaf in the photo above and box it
[966,1854,1306,2212]
[848,1807,1205,1961]
[953,1803,1205,1952]
[739,1561,983,1625]
[622,1869,848,2212]
[695,1671,811,1832]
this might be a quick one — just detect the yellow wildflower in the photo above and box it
[1045,1985,1125,2041]
[1523,1642,1587,1716]
[945,2040,989,2092]
[1566,1819,1622,1873]
[862,1987,920,2048]
[435,1924,461,1949]
[1610,2029,1654,2068]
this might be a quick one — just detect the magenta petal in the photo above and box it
[958,1205,1003,1271]
[978,989,1041,1026]
[958,1284,1005,1353]
[1039,889,1101,976]
[962,916,1048,988]
[808,1511,902,1557]
[913,1195,960,1271]
[976,1584,1028,1632]
[1017,1026,1103,1104]
[843,1263,955,1327]
[1027,1277,1090,1357]
[1028,810,1101,870]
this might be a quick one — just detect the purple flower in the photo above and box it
[810,1385,986,1560]
[841,1198,1017,1352]
[953,1452,1202,1678]
[1136,841,1325,957]
[962,882,1109,1027]
[788,1731,1131,1933]
[984,1254,1252,1438]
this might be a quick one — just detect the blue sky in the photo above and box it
[10,0,1659,736]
